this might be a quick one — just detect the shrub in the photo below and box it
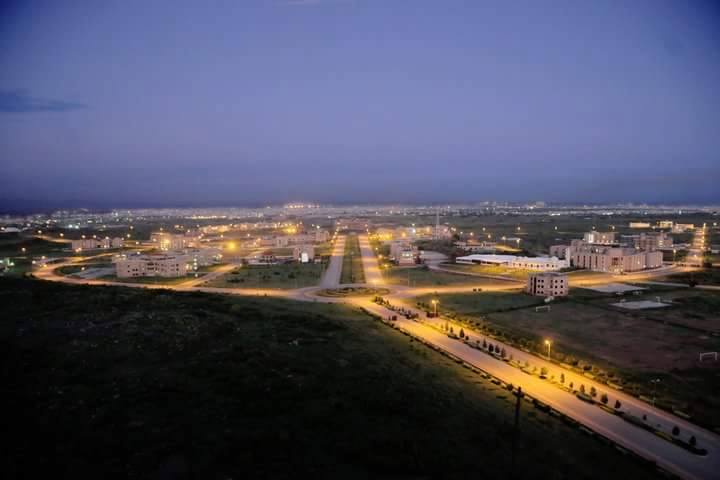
[590,386,597,397]
[672,426,680,436]
[560,373,565,384]
[601,393,608,404]
[690,436,697,447]
[614,400,621,409]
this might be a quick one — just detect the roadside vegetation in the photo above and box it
[1,277,660,479]
[205,263,324,289]
[416,287,720,430]
[340,234,364,284]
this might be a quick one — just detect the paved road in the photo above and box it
[355,297,720,480]
[319,235,345,288]
[357,234,384,285]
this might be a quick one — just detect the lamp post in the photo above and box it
[431,299,439,317]
[651,378,661,405]
[544,339,552,360]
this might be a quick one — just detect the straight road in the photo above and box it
[319,235,345,288]
[355,297,720,480]
[357,234,384,285]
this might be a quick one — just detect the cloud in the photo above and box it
[0,89,85,113]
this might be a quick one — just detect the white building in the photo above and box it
[527,272,568,297]
[455,254,568,271]
[629,222,651,229]
[583,231,617,245]
[390,241,418,265]
[116,254,188,278]
[293,244,315,263]
[150,232,194,251]
[71,237,124,252]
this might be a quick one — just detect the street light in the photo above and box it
[544,339,552,360]
[651,378,661,405]
[431,299,439,317]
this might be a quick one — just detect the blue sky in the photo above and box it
[1,0,719,210]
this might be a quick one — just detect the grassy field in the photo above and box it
[205,263,324,289]
[421,287,720,429]
[417,290,543,315]
[1,277,661,479]
[340,235,364,284]
[383,266,497,287]
[441,262,533,280]
[659,268,720,286]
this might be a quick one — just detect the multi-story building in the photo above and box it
[633,232,673,251]
[629,222,651,229]
[116,254,188,278]
[71,237,124,251]
[526,272,568,297]
[570,245,662,273]
[583,231,617,245]
[390,241,418,265]
[150,232,196,251]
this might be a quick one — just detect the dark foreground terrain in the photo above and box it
[2,278,660,479]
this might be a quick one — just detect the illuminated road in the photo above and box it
[354,297,720,480]
[357,234,384,285]
[319,235,345,288]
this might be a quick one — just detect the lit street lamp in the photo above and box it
[651,378,661,405]
[544,339,552,360]
[431,299,439,317]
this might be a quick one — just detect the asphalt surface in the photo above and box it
[319,235,345,288]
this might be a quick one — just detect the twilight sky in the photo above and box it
[1,0,719,211]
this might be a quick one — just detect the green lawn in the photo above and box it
[1,277,660,479]
[383,266,491,287]
[340,235,364,284]
[205,263,324,289]
[441,263,532,280]
[416,291,543,315]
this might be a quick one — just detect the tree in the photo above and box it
[569,381,574,390]
[560,373,565,384]
[501,347,506,358]
[488,344,494,353]
[540,367,548,376]
[449,326,454,334]
[590,386,597,397]
[579,384,586,394]
[459,328,465,338]
[482,338,487,349]
[614,399,622,409]
[690,436,697,447]
[672,426,680,436]
[601,393,608,404]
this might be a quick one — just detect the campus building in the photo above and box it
[526,272,568,297]
[71,237,124,251]
[293,244,315,263]
[455,254,568,271]
[115,254,188,278]
[583,231,617,245]
[150,232,198,251]
[569,245,662,273]
[632,232,673,251]
[390,241,418,265]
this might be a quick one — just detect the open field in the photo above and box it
[658,268,720,286]
[1,277,661,479]
[340,234,364,284]
[441,262,534,280]
[417,290,543,315]
[420,287,720,428]
[204,263,324,289]
[384,266,499,287]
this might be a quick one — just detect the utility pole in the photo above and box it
[511,386,524,479]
